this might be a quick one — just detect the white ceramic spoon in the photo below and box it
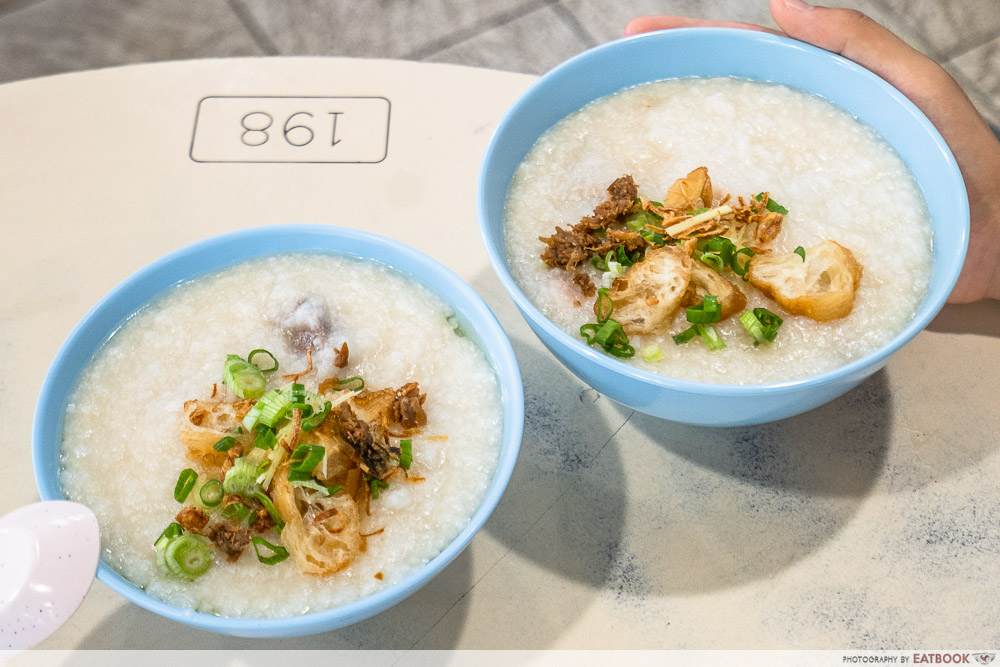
[0,501,99,650]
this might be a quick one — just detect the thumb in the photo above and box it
[769,0,936,90]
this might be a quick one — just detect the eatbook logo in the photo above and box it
[974,655,995,665]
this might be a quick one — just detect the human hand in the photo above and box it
[626,0,1000,303]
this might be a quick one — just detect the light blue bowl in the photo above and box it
[478,28,968,427]
[32,224,524,637]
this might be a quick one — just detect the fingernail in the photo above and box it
[783,0,814,10]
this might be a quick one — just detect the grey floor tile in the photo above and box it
[562,0,929,55]
[422,3,591,74]
[880,0,1000,60]
[945,34,1000,128]
[237,0,545,60]
[0,0,263,84]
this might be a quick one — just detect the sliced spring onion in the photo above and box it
[753,307,784,342]
[755,193,789,215]
[247,349,279,374]
[686,295,721,324]
[301,400,332,431]
[223,354,267,399]
[253,424,277,450]
[580,323,600,345]
[590,254,608,272]
[222,501,251,524]
[739,310,767,345]
[154,522,183,549]
[702,236,736,266]
[673,326,699,345]
[212,436,237,452]
[223,458,261,498]
[256,389,293,427]
[161,533,212,580]
[253,490,284,532]
[606,343,635,358]
[732,248,755,279]
[698,324,727,351]
[616,246,641,267]
[595,288,614,324]
[199,479,224,508]
[399,439,413,470]
[289,444,325,475]
[641,345,663,362]
[794,246,806,262]
[251,536,289,565]
[174,469,197,503]
[337,376,365,392]
[326,484,343,496]
[699,252,724,272]
[368,478,390,499]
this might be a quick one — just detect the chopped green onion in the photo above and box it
[606,342,635,358]
[641,345,663,362]
[174,469,198,503]
[302,401,332,431]
[326,484,343,496]
[223,458,261,498]
[702,236,736,266]
[688,207,709,215]
[222,501,251,524]
[212,436,237,452]
[289,444,325,475]
[336,376,365,392]
[699,252,724,272]
[686,295,721,324]
[222,354,267,399]
[199,479,224,508]
[732,248,755,279]
[626,209,663,233]
[399,439,413,470]
[673,325,699,345]
[154,522,183,549]
[616,246,641,267]
[754,193,789,215]
[247,349,279,374]
[368,477,390,499]
[594,320,626,347]
[698,324,727,351]
[753,307,783,342]
[256,389,293,427]
[289,383,306,404]
[595,288,614,324]
[794,246,806,262]
[253,424,277,450]
[590,254,608,272]
[251,536,289,565]
[739,310,767,345]
[290,478,333,493]
[161,533,212,580]
[580,322,600,345]
[253,490,285,532]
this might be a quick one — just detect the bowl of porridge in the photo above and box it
[32,225,524,637]
[478,28,968,426]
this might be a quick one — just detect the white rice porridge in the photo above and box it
[504,77,934,384]
[60,253,502,617]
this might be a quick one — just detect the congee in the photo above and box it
[60,253,502,617]
[504,77,933,384]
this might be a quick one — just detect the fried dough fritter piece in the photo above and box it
[681,261,748,321]
[603,245,692,335]
[180,399,254,468]
[271,462,362,576]
[748,240,863,321]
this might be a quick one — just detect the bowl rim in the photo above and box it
[477,27,969,397]
[32,223,524,635]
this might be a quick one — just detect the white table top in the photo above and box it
[1,56,999,651]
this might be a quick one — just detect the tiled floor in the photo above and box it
[1,0,998,121]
